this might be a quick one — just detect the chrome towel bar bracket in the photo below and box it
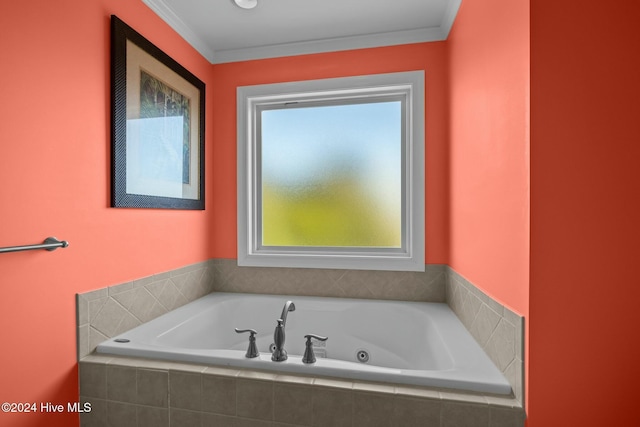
[0,237,69,254]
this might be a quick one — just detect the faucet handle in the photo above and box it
[235,328,257,335]
[304,334,328,342]
[302,334,328,364]
[235,328,259,358]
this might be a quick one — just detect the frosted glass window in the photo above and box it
[237,71,425,271]
[260,101,402,247]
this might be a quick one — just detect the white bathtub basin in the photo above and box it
[97,292,512,395]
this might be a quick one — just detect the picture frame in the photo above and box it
[111,15,205,209]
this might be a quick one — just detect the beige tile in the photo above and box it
[77,294,89,325]
[82,287,109,301]
[109,288,135,312]
[92,298,129,337]
[236,379,273,421]
[113,311,142,336]
[394,385,440,400]
[503,358,524,404]
[109,281,133,296]
[153,270,173,282]
[470,304,502,347]
[485,394,522,409]
[187,266,205,284]
[185,260,208,273]
[513,316,524,362]
[106,365,137,403]
[485,320,516,372]
[204,366,241,378]
[114,357,204,373]
[88,296,109,325]
[460,292,483,330]
[352,381,395,395]
[79,362,107,399]
[470,286,504,318]
[353,391,394,427]
[170,263,192,277]
[273,374,314,386]
[440,390,488,405]
[78,324,90,359]
[81,354,113,364]
[146,279,188,311]
[137,369,168,407]
[210,260,446,301]
[311,388,352,427]
[273,383,313,426]
[238,370,277,381]
[202,374,237,415]
[106,401,137,427]
[137,406,169,427]
[169,371,202,411]
[392,396,440,426]
[133,275,155,288]
[447,277,469,316]
[234,418,272,427]
[169,408,202,427]
[107,355,162,368]
[166,362,208,373]
[202,412,236,427]
[489,407,526,427]
[515,358,524,404]
[312,377,353,390]
[336,269,402,300]
[170,271,189,288]
[80,397,106,427]
[441,402,489,427]
[173,273,201,301]
[111,287,162,323]
[148,303,172,324]
[502,307,521,329]
[408,267,447,302]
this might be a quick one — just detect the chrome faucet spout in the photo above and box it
[280,301,295,327]
[272,301,295,362]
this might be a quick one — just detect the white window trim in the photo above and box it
[237,71,424,272]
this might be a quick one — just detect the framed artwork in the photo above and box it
[111,15,205,209]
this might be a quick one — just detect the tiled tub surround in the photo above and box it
[77,260,525,426]
[210,258,447,302]
[79,354,525,427]
[77,261,215,359]
[446,268,525,405]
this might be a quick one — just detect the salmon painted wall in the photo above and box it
[447,0,530,316]
[0,1,214,426]
[210,43,450,264]
[529,1,640,426]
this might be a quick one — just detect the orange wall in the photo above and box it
[12,1,639,426]
[448,0,530,316]
[529,1,640,426]
[210,43,450,264]
[0,1,214,426]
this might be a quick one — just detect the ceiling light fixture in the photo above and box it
[233,0,257,9]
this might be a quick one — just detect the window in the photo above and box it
[237,71,424,271]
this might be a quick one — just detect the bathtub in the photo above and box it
[96,292,512,395]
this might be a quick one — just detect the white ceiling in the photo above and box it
[142,0,462,64]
